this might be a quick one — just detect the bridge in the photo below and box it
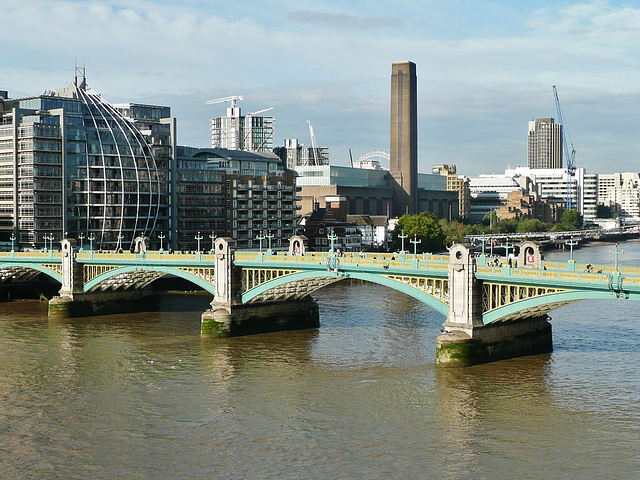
[465,224,640,247]
[1,236,639,367]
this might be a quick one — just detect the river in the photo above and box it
[1,241,640,479]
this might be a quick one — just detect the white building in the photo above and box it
[598,172,640,219]
[505,167,597,220]
[210,104,274,152]
[469,167,598,221]
[346,215,389,248]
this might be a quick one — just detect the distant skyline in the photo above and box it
[3,0,640,176]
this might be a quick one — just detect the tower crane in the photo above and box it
[553,86,576,210]
[307,120,319,166]
[248,107,273,116]
[205,95,244,108]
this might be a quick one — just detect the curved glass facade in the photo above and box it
[68,82,170,249]
[0,76,172,250]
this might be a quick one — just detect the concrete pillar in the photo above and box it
[49,238,93,317]
[201,237,319,337]
[442,243,483,334]
[59,238,83,297]
[436,242,553,367]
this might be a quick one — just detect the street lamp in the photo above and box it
[78,233,85,250]
[610,242,623,273]
[10,233,15,252]
[116,233,124,252]
[266,231,274,254]
[567,238,578,263]
[256,231,265,255]
[504,240,512,266]
[399,230,408,254]
[327,229,338,255]
[88,233,95,251]
[43,233,54,252]
[479,237,487,256]
[209,233,215,252]
[410,234,421,256]
[158,232,165,252]
[195,231,203,252]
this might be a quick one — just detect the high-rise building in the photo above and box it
[527,118,563,169]
[0,73,298,253]
[176,147,299,250]
[210,104,274,152]
[390,61,418,216]
[0,70,172,250]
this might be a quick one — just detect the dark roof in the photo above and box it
[177,146,280,163]
[346,215,388,227]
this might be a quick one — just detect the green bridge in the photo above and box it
[1,236,638,367]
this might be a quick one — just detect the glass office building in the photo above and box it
[0,73,173,250]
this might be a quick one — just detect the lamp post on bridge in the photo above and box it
[209,233,215,252]
[410,234,421,256]
[478,237,488,266]
[116,233,124,253]
[256,231,265,256]
[567,238,578,267]
[504,240,512,268]
[88,233,95,252]
[158,232,165,252]
[398,230,408,256]
[78,233,85,251]
[195,231,203,253]
[265,231,274,254]
[610,242,624,273]
[43,233,54,252]
[10,233,15,252]
[328,229,338,256]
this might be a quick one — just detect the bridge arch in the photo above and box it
[482,289,640,324]
[83,265,216,294]
[241,270,449,316]
[0,262,62,285]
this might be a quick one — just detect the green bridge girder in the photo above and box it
[239,269,451,317]
[2,250,640,326]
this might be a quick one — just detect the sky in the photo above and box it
[3,0,640,176]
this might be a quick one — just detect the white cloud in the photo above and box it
[3,0,640,175]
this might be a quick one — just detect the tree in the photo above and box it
[561,209,583,230]
[516,218,549,233]
[596,205,613,219]
[392,212,446,253]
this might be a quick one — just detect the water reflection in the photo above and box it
[1,248,640,478]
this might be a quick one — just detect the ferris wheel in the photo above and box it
[354,150,390,169]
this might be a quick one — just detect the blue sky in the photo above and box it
[3,0,640,175]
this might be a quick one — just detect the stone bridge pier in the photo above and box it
[48,238,158,318]
[435,243,552,367]
[200,237,320,337]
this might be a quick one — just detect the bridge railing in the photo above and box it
[477,264,640,288]
[233,250,450,272]
[0,250,61,260]
[75,251,217,262]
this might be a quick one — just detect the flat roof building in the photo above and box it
[528,118,563,169]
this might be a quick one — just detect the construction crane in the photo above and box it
[205,95,244,108]
[307,120,320,166]
[553,86,576,210]
[248,107,273,116]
